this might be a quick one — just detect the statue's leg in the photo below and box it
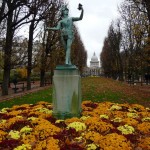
[67,39,73,65]
[61,37,68,64]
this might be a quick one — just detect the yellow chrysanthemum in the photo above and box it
[65,117,82,125]
[128,108,137,113]
[35,107,53,114]
[14,144,32,150]
[110,104,122,111]
[142,117,150,122]
[27,117,38,121]
[100,114,109,119]
[127,112,139,119]
[67,122,86,132]
[55,120,64,123]
[87,143,98,150]
[117,124,135,135]
[8,130,20,140]
[0,119,6,124]
[16,116,24,119]
[111,117,122,123]
[20,126,33,134]
[0,107,10,113]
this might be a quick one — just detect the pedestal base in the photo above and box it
[52,65,81,119]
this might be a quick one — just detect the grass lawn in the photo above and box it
[0,77,149,109]
[0,88,53,109]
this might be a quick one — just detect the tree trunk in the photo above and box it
[40,69,45,87]
[2,11,13,95]
[40,49,49,87]
[27,21,34,90]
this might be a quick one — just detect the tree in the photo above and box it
[1,0,33,95]
[26,0,53,90]
[101,37,112,77]
[119,1,150,80]
[100,21,123,80]
[38,0,63,87]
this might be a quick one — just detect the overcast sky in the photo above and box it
[68,0,123,66]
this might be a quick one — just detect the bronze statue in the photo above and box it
[47,4,84,65]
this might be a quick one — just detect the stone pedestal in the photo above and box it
[52,65,81,119]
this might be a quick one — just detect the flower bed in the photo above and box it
[0,101,150,150]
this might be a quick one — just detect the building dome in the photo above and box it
[90,52,99,68]
[91,52,98,62]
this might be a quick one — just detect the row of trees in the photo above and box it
[0,0,87,95]
[100,0,150,81]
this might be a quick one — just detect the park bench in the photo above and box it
[12,82,25,93]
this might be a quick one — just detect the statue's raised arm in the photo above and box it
[72,4,84,22]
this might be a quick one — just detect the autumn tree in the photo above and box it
[101,37,112,77]
[26,0,54,90]
[38,0,63,87]
[129,0,150,75]
[119,0,149,80]
[1,0,32,95]
[100,21,123,80]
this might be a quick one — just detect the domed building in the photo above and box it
[82,52,103,77]
[90,52,99,68]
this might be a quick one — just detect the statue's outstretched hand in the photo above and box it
[78,3,83,10]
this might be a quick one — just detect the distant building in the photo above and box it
[90,52,99,68]
[82,52,103,77]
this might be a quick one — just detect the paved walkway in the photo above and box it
[0,81,51,102]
